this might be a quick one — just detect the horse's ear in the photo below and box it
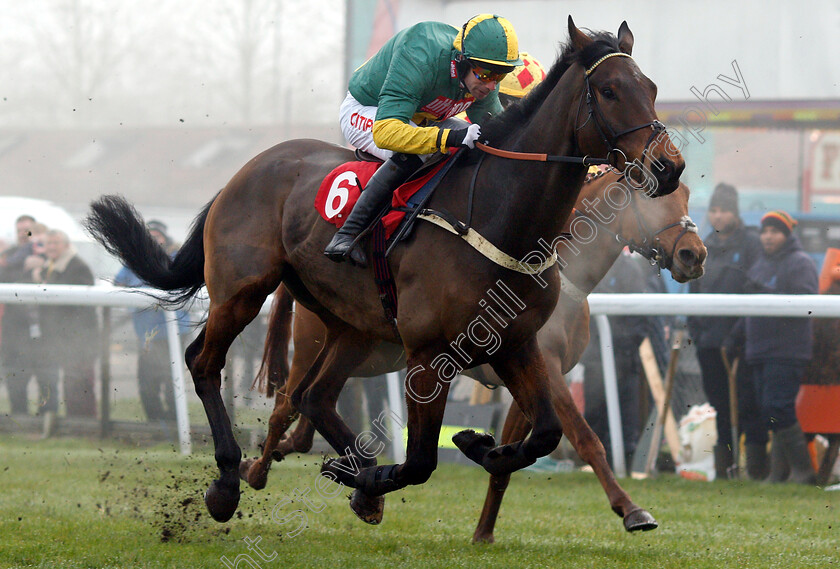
[617,21,634,55]
[568,16,592,51]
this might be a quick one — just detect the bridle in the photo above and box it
[572,173,698,270]
[578,53,666,171]
[476,50,666,173]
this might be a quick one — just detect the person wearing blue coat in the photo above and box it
[114,221,188,423]
[728,210,818,484]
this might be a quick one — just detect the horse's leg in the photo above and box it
[241,322,316,489]
[274,414,316,457]
[291,325,377,457]
[543,367,657,532]
[454,336,563,476]
[240,387,300,490]
[322,344,453,508]
[472,400,530,544]
[188,277,281,521]
[290,326,392,522]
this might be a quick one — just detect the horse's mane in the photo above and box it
[481,30,623,144]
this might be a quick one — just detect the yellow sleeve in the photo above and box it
[372,118,459,155]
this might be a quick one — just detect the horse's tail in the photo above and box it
[84,193,217,307]
[253,284,294,397]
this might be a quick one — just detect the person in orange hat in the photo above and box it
[729,210,819,484]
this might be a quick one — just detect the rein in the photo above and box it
[415,49,670,276]
[476,50,665,173]
[474,141,609,166]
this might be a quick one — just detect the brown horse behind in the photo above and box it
[242,172,705,539]
[85,18,685,528]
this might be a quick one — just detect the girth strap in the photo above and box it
[417,211,558,275]
[371,221,401,339]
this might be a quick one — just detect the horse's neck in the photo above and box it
[560,191,626,298]
[471,72,588,259]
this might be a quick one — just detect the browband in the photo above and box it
[585,52,632,76]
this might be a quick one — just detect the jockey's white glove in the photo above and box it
[448,123,482,149]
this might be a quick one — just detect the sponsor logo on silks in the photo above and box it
[350,112,374,132]
[420,95,475,120]
[450,59,457,78]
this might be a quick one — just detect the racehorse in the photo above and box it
[85,18,685,527]
[242,172,706,538]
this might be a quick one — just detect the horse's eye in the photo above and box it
[601,87,616,100]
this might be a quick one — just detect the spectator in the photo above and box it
[728,210,818,484]
[687,183,761,479]
[1,215,36,272]
[582,250,651,468]
[1,221,56,416]
[114,220,185,422]
[35,229,99,419]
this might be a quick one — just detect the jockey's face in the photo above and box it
[464,69,499,100]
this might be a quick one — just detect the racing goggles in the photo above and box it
[469,64,508,84]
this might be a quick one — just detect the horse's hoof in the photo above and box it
[204,480,241,522]
[452,430,496,465]
[472,531,495,545]
[349,489,385,525]
[271,449,285,462]
[624,508,658,532]
[239,458,268,490]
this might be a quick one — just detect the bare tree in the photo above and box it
[26,0,137,126]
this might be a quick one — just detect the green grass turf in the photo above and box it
[0,434,837,569]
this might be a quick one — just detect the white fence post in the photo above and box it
[385,371,406,463]
[594,315,626,478]
[165,312,191,455]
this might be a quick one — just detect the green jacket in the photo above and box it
[349,21,502,155]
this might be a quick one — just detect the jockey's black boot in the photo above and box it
[324,153,421,267]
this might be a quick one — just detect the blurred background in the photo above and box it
[1,0,839,275]
[1,0,839,470]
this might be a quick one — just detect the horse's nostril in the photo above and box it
[677,248,698,267]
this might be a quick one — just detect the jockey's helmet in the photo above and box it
[499,52,547,98]
[454,14,522,72]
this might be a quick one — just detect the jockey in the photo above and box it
[325,14,522,266]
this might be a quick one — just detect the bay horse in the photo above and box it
[85,18,685,527]
[242,172,706,538]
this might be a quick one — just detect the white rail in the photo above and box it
[2,284,837,469]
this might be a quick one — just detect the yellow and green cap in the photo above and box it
[454,14,522,70]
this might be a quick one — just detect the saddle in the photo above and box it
[315,150,463,244]
[315,149,465,334]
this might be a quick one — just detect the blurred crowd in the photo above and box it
[0,215,98,428]
[0,214,191,432]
